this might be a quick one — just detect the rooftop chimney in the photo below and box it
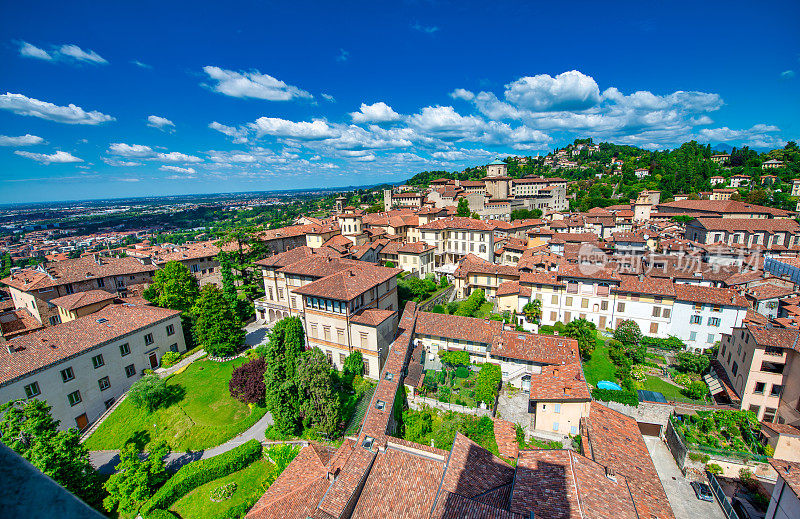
[605,467,617,481]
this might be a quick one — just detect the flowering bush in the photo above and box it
[631,364,648,381]
[210,482,237,502]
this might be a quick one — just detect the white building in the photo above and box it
[417,216,496,265]
[668,284,747,352]
[0,304,184,432]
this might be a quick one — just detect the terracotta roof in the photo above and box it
[762,421,800,437]
[496,281,531,297]
[673,283,747,307]
[1,256,155,291]
[415,312,503,345]
[557,263,621,282]
[583,402,675,519]
[0,304,180,386]
[349,308,396,327]
[746,324,800,351]
[49,289,117,310]
[528,363,591,401]
[658,200,789,217]
[769,460,800,498]
[519,271,563,287]
[418,216,496,231]
[511,449,638,519]
[0,308,43,339]
[613,276,675,297]
[691,217,799,234]
[493,419,519,460]
[398,241,436,254]
[292,264,401,301]
[746,283,796,300]
[491,331,579,365]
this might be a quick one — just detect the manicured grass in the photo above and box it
[473,301,495,318]
[581,338,617,386]
[638,375,706,404]
[169,457,274,518]
[84,358,268,451]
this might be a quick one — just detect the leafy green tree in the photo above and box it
[103,440,170,514]
[563,318,597,359]
[0,399,104,510]
[682,381,708,400]
[455,289,485,317]
[439,350,470,367]
[676,351,711,374]
[296,348,341,436]
[342,350,363,388]
[263,317,305,434]
[143,261,199,313]
[474,362,502,405]
[384,261,395,268]
[402,407,434,443]
[191,284,245,357]
[456,198,470,217]
[128,374,171,412]
[614,319,642,346]
[523,299,542,323]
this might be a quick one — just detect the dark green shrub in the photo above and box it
[437,370,447,384]
[455,366,469,378]
[431,304,445,314]
[140,440,262,515]
[591,388,639,406]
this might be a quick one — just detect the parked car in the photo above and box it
[691,481,714,502]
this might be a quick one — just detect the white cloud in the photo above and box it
[156,151,202,163]
[57,44,107,64]
[131,60,152,69]
[249,117,336,139]
[322,93,335,102]
[450,88,475,101]
[209,121,249,143]
[409,105,485,136]
[103,158,141,167]
[14,150,83,164]
[505,71,601,111]
[202,66,313,101]
[411,22,440,34]
[147,115,175,131]
[698,124,786,148]
[352,154,377,162]
[0,92,114,125]
[18,41,52,60]
[351,102,402,124]
[108,143,153,157]
[0,134,44,146]
[159,165,196,174]
[781,70,796,79]
[432,148,493,161]
[117,178,140,182]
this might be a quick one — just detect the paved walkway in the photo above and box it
[644,436,725,519]
[89,410,274,474]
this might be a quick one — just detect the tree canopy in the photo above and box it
[103,440,170,514]
[563,318,597,359]
[142,260,199,313]
[191,284,245,357]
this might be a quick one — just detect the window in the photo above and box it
[708,317,721,327]
[104,398,116,410]
[125,364,136,378]
[323,326,331,341]
[170,343,178,352]
[707,333,715,344]
[600,300,608,311]
[732,361,739,376]
[650,322,659,334]
[550,311,557,321]
[337,328,345,344]
[119,343,130,356]
[551,295,558,305]
[326,351,332,363]
[339,353,346,365]
[721,343,727,356]
[748,404,760,415]
[652,307,661,317]
[581,298,588,309]
[98,376,110,391]
[49,315,61,326]
[277,288,284,300]
[617,302,625,313]
[712,305,722,312]
[690,315,702,325]
[565,296,573,307]
[309,323,317,338]
[663,308,671,318]
[65,284,74,295]
[570,426,578,435]
[770,384,783,398]
[690,331,697,342]
[552,422,559,432]
[60,367,75,382]
[144,333,154,346]
[554,403,561,414]
[268,287,274,300]
[24,381,40,398]
[92,354,104,369]
[694,302,703,311]
[97,278,105,288]
[360,332,368,348]
[754,382,765,394]
[67,390,82,406]
[166,324,175,336]
[363,360,370,377]
[763,407,777,423]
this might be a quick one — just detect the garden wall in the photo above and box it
[597,400,672,428]
[408,395,492,417]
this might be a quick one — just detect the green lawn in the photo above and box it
[169,457,274,518]
[638,375,707,404]
[473,301,495,318]
[581,338,617,386]
[84,358,268,451]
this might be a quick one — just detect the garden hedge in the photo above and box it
[141,439,263,515]
[591,388,639,407]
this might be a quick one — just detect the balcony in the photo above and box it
[760,361,785,375]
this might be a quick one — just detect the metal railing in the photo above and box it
[707,471,738,519]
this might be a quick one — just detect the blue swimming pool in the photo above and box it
[597,380,622,391]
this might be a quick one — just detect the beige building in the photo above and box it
[51,289,117,322]
[1,256,156,327]
[418,216,496,265]
[396,242,436,277]
[0,304,184,432]
[527,362,591,436]
[716,325,800,424]
[761,422,800,462]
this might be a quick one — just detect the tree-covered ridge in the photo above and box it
[404,139,800,212]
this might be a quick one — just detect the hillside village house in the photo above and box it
[0,304,184,432]
[418,216,495,265]
[255,250,401,378]
[762,159,784,170]
[715,325,800,424]
[730,174,751,188]
[1,256,156,327]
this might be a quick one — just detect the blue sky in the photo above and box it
[1,0,798,204]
